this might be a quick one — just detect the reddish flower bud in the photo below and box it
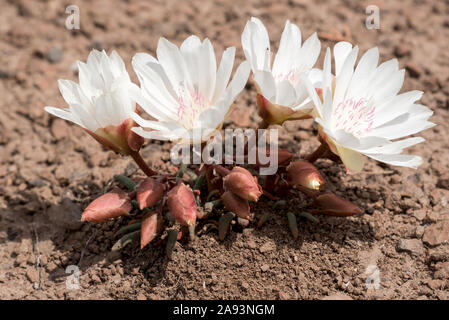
[287,161,325,190]
[140,212,163,249]
[136,178,164,210]
[237,217,250,227]
[81,187,132,222]
[221,191,250,220]
[223,166,262,202]
[167,183,197,227]
[313,192,363,217]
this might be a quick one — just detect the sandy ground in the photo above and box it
[0,0,448,299]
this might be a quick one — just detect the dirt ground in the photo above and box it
[0,0,448,300]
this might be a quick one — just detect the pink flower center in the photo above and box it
[333,97,375,137]
[177,87,208,130]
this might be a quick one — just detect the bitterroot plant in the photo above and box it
[45,17,435,256]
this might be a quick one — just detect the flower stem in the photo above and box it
[305,143,329,163]
[130,151,157,177]
[211,164,231,177]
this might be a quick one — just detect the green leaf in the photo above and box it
[114,175,136,191]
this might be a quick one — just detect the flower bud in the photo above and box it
[287,161,325,190]
[136,178,164,210]
[237,217,250,227]
[221,191,250,220]
[81,187,132,222]
[167,183,197,227]
[140,212,163,249]
[223,166,262,202]
[313,192,362,217]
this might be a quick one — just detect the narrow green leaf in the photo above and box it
[114,174,136,191]
[286,212,299,240]
[218,212,235,241]
[111,230,140,251]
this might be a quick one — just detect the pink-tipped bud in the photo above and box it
[223,167,262,202]
[287,161,325,190]
[136,178,164,210]
[81,187,132,222]
[167,183,197,227]
[221,191,250,220]
[313,192,363,217]
[140,212,163,249]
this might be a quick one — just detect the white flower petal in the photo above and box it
[363,137,425,155]
[347,47,379,97]
[131,126,173,141]
[212,47,235,105]
[132,57,179,120]
[133,52,177,99]
[307,68,323,86]
[272,20,302,77]
[156,37,193,93]
[372,90,423,128]
[365,153,422,169]
[69,102,100,131]
[92,93,122,128]
[370,109,434,140]
[332,129,389,151]
[180,35,202,87]
[254,70,276,101]
[275,80,297,106]
[302,74,323,117]
[333,41,353,76]
[322,47,332,90]
[370,69,405,104]
[44,106,79,126]
[242,17,271,72]
[221,61,250,106]
[333,45,358,106]
[322,87,333,124]
[298,32,321,71]
[198,38,217,103]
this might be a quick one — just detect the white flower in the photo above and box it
[45,50,143,154]
[130,36,250,144]
[45,50,136,132]
[303,42,435,173]
[241,17,321,125]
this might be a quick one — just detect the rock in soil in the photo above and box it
[423,221,449,246]
[397,239,425,256]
